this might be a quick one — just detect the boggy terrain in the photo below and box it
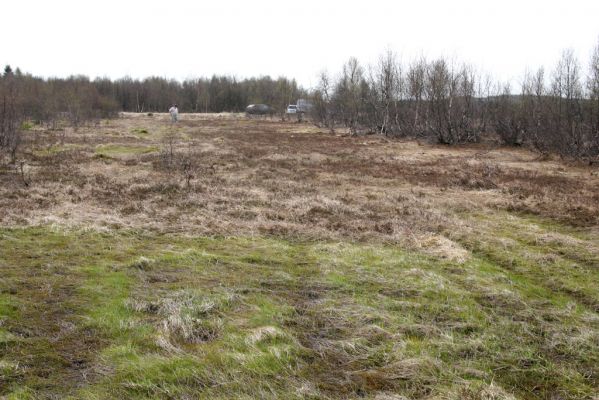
[0,113,598,399]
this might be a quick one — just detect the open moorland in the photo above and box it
[1,113,599,399]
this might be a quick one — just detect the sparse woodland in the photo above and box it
[312,42,599,161]
[2,39,599,163]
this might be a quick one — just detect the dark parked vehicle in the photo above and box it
[245,104,274,116]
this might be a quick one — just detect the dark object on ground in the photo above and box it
[245,104,273,116]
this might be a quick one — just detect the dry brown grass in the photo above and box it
[2,113,597,250]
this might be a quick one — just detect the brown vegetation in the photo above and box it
[2,113,597,243]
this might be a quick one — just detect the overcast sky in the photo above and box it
[2,0,598,89]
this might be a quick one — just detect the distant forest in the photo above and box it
[0,68,305,115]
[1,36,599,160]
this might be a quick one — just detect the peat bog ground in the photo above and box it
[1,113,598,399]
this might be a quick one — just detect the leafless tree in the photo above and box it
[588,39,599,156]
[335,58,366,135]
[369,50,401,135]
[311,71,335,132]
[550,49,585,157]
[490,82,525,145]
[424,58,451,142]
[405,58,427,136]
[456,64,480,142]
[0,66,22,162]
[521,68,548,153]
[477,73,494,134]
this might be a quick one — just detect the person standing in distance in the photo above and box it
[169,104,179,123]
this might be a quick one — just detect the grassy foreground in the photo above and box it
[1,213,598,399]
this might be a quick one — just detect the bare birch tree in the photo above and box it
[0,66,22,162]
[335,58,365,135]
[588,39,599,156]
[370,50,400,135]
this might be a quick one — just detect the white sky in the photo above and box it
[2,0,598,89]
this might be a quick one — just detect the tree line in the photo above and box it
[97,75,303,114]
[312,39,599,160]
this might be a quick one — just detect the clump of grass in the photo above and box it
[131,128,149,135]
[95,144,158,157]
[128,256,155,270]
[0,360,22,381]
[20,121,34,131]
[157,291,225,345]
[92,152,114,161]
[245,325,289,346]
[1,386,37,400]
[455,382,517,400]
[31,143,82,157]
[0,330,18,346]
[127,289,239,348]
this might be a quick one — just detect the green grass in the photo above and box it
[20,121,35,131]
[0,218,598,399]
[31,143,83,157]
[95,144,158,158]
